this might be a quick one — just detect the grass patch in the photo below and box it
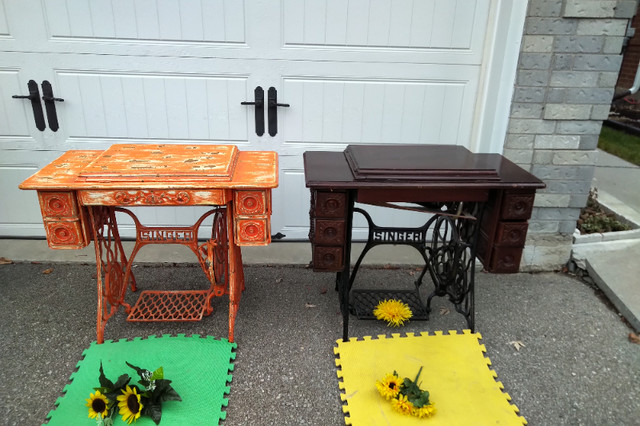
[598,125,640,166]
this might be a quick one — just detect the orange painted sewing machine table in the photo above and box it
[20,144,278,343]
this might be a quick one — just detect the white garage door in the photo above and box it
[0,0,524,240]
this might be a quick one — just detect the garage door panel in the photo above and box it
[0,69,39,149]
[282,0,489,59]
[56,71,249,144]
[43,0,245,43]
[282,77,475,146]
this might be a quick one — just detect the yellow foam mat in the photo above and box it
[334,330,526,425]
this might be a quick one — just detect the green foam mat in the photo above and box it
[45,334,236,425]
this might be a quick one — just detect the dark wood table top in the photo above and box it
[304,145,545,191]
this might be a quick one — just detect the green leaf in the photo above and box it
[151,366,164,381]
[98,362,114,389]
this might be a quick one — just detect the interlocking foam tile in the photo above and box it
[45,334,236,425]
[334,330,526,425]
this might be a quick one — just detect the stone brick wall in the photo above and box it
[505,0,637,271]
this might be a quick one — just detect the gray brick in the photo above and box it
[552,150,599,165]
[573,54,623,71]
[513,86,547,103]
[557,120,603,134]
[603,36,625,54]
[543,179,592,194]
[536,207,581,221]
[534,193,572,208]
[517,70,551,86]
[532,150,554,165]
[528,220,561,233]
[580,134,600,149]
[559,220,579,234]
[550,71,599,87]
[526,18,578,35]
[505,134,535,149]
[564,87,615,104]
[511,103,544,118]
[504,148,534,164]
[569,193,590,208]
[591,104,612,120]
[576,19,628,36]
[599,71,619,87]
[535,135,581,149]
[508,118,556,134]
[529,0,563,17]
[547,88,566,103]
[525,220,559,233]
[614,1,638,18]
[519,53,553,70]
[553,54,574,70]
[531,165,595,181]
[564,1,617,18]
[544,104,592,120]
[521,35,555,52]
[554,36,605,53]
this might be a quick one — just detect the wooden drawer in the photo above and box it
[38,191,79,218]
[313,219,345,245]
[313,191,347,218]
[44,219,88,249]
[488,246,524,273]
[234,217,270,246]
[312,245,344,271]
[494,222,529,247]
[234,190,270,215]
[500,193,535,220]
[78,189,226,206]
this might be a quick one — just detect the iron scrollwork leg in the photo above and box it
[88,206,134,344]
[425,202,483,331]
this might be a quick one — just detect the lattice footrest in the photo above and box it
[127,290,210,322]
[350,289,429,320]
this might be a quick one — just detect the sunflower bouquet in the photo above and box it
[373,299,412,327]
[375,367,436,418]
[86,362,181,425]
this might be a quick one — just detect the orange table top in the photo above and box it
[20,144,278,191]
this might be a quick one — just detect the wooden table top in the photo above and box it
[20,144,278,191]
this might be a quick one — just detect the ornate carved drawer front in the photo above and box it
[495,222,529,246]
[314,191,347,218]
[78,189,226,206]
[38,191,88,249]
[233,190,272,246]
[488,246,523,274]
[234,190,269,215]
[313,219,346,245]
[313,246,344,271]
[500,193,535,220]
[235,217,270,246]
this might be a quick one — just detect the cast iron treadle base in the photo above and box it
[350,289,429,320]
[127,290,210,322]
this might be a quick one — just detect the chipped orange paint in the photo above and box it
[20,144,278,343]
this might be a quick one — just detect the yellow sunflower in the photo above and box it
[117,385,143,424]
[413,403,436,418]
[85,390,109,419]
[391,393,414,415]
[376,373,402,400]
[373,299,412,326]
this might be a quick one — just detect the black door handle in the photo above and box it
[267,87,289,137]
[241,86,265,136]
[41,80,63,132]
[12,80,46,131]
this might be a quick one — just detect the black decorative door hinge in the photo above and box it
[241,86,265,136]
[12,80,46,131]
[267,87,289,137]
[41,80,64,132]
